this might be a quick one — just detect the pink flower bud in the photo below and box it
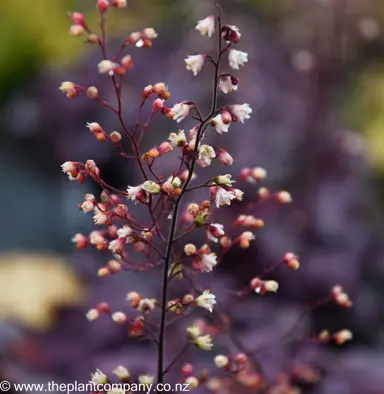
[108,260,122,273]
[219,150,234,166]
[121,55,133,69]
[142,85,153,99]
[158,141,173,155]
[240,167,251,182]
[276,191,292,204]
[220,110,232,124]
[221,24,241,43]
[69,12,85,25]
[125,31,142,46]
[153,98,164,112]
[181,363,193,376]
[72,233,88,249]
[97,0,110,12]
[97,302,111,314]
[111,0,127,7]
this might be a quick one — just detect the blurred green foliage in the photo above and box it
[0,0,80,103]
[345,65,384,174]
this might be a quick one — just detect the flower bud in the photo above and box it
[112,312,127,324]
[220,235,232,249]
[276,191,292,204]
[86,308,99,321]
[69,25,85,36]
[251,167,267,182]
[113,366,130,382]
[214,355,229,369]
[142,180,161,194]
[111,0,127,7]
[153,98,164,112]
[69,12,85,25]
[182,294,195,304]
[110,131,122,143]
[158,141,173,155]
[283,252,300,270]
[184,244,197,256]
[86,86,98,98]
[187,203,199,216]
[108,259,122,273]
[143,84,153,99]
[96,0,109,12]
[121,54,133,69]
[98,267,110,277]
[333,329,353,345]
[219,150,234,166]
[182,363,193,376]
[185,376,199,389]
[87,33,99,44]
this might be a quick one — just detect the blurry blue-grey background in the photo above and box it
[1,0,384,393]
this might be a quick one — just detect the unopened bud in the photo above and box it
[97,0,110,12]
[86,86,98,98]
[69,25,85,36]
[87,33,99,44]
[110,131,122,143]
[121,54,133,69]
[184,244,197,256]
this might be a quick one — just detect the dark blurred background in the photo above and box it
[1,0,384,393]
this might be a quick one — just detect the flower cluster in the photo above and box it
[60,2,353,392]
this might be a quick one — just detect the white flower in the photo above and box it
[215,187,236,208]
[113,366,130,380]
[117,224,133,238]
[207,223,225,243]
[169,129,187,146]
[59,82,75,94]
[195,290,216,313]
[228,49,248,70]
[218,75,239,94]
[210,114,230,134]
[81,200,94,213]
[185,376,199,389]
[230,103,252,123]
[169,103,191,123]
[86,122,102,133]
[108,239,125,254]
[187,325,202,339]
[138,375,154,385]
[90,369,108,385]
[127,185,143,202]
[200,252,218,272]
[234,188,244,201]
[97,60,119,75]
[86,308,99,321]
[195,335,213,351]
[93,212,108,225]
[214,174,234,187]
[198,144,216,167]
[142,180,161,194]
[185,54,206,76]
[196,16,215,37]
[137,298,156,313]
[89,231,105,245]
[215,355,229,368]
[61,161,76,173]
[111,312,127,324]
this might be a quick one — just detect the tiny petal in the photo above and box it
[228,49,248,70]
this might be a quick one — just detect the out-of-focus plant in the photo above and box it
[60,1,352,392]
